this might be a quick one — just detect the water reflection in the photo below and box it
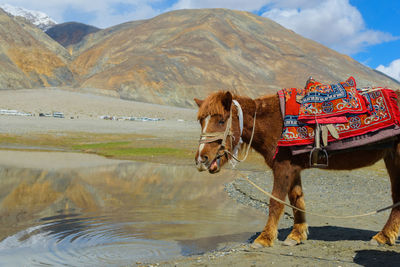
[0,214,182,266]
[0,160,264,265]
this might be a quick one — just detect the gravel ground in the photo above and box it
[156,163,400,267]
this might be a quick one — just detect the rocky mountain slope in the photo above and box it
[0,8,398,107]
[70,9,400,107]
[46,22,100,47]
[70,20,146,56]
[0,8,74,88]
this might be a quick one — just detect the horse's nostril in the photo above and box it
[203,155,208,162]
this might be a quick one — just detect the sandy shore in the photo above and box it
[0,88,197,120]
[0,150,128,170]
[0,88,200,139]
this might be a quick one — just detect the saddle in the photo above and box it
[277,77,400,167]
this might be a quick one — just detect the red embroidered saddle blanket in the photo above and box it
[298,77,368,124]
[277,77,400,148]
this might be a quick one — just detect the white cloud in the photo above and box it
[88,3,159,28]
[2,0,273,28]
[376,59,400,82]
[0,0,162,28]
[169,0,268,11]
[261,0,398,55]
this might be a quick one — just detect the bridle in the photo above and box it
[198,100,256,164]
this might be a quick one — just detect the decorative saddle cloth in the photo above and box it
[298,77,367,124]
[277,77,400,153]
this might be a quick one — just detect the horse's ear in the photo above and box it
[194,98,203,107]
[221,91,232,111]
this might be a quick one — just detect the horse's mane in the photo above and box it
[197,91,231,120]
[197,91,278,120]
[255,94,280,115]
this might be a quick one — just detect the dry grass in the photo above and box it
[0,132,195,165]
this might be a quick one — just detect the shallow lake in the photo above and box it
[0,160,265,266]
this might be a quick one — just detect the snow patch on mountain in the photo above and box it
[0,3,57,31]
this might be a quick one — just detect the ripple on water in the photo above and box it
[0,214,182,266]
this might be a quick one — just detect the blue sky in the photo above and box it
[1,0,399,82]
[350,1,400,68]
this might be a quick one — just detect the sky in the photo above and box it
[1,0,399,82]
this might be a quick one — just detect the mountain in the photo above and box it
[69,9,400,107]
[0,3,56,31]
[70,20,147,56]
[0,8,74,88]
[46,22,100,48]
[0,8,398,106]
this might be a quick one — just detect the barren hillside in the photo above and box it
[70,9,400,107]
[0,9,74,88]
[0,8,398,107]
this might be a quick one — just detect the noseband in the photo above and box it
[199,100,253,162]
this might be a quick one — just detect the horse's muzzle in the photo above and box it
[196,161,208,172]
[196,157,221,173]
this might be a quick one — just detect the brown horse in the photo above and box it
[194,90,400,247]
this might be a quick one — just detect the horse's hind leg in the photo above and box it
[283,172,308,246]
[372,147,400,245]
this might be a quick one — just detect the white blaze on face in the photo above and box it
[197,115,210,163]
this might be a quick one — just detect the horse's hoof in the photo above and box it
[369,238,381,246]
[283,237,299,246]
[369,237,389,246]
[372,232,396,246]
[250,242,264,249]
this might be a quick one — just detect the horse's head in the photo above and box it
[194,91,242,173]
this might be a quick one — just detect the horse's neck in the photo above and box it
[239,94,283,166]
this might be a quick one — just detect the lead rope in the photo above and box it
[241,171,400,218]
[229,102,400,219]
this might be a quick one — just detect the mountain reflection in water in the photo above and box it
[0,160,264,266]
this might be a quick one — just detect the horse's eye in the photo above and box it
[218,119,225,125]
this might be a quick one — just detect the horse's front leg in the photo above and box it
[251,161,298,247]
[283,171,308,246]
